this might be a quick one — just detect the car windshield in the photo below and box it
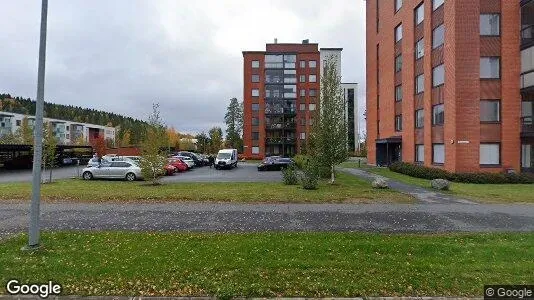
[217,153,232,160]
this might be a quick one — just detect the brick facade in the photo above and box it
[366,0,522,173]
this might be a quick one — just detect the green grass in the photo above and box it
[1,232,532,297]
[0,172,413,203]
[339,162,534,203]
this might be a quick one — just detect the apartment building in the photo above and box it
[0,110,116,145]
[366,0,533,173]
[342,83,360,152]
[243,40,356,158]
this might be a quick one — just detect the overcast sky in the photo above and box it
[1,0,366,135]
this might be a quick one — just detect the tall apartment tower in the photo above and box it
[342,83,359,152]
[366,0,533,173]
[242,40,322,159]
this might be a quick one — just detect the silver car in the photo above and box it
[82,161,142,181]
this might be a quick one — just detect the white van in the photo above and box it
[215,149,238,169]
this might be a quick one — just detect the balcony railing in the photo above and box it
[265,108,297,115]
[265,122,296,130]
[522,25,534,48]
[522,116,534,135]
[266,137,297,144]
[521,70,534,89]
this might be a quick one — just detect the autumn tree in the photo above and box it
[91,136,107,158]
[14,117,34,145]
[140,103,168,185]
[195,132,210,154]
[310,56,348,184]
[120,129,131,147]
[167,127,180,150]
[208,126,223,154]
[42,123,58,183]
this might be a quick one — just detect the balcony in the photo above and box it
[265,122,296,130]
[265,137,297,145]
[522,117,534,137]
[265,108,297,116]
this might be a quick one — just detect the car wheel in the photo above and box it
[82,171,93,180]
[125,172,136,181]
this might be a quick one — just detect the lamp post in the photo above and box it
[26,0,48,250]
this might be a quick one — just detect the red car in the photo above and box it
[163,163,176,176]
[167,158,189,172]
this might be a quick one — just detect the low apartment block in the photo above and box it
[0,110,116,145]
[366,0,534,173]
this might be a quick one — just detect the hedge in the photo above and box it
[389,162,534,184]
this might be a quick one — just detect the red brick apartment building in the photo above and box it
[242,41,321,159]
[366,0,534,173]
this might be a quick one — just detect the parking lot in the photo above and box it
[0,162,282,183]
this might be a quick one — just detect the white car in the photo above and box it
[172,156,195,168]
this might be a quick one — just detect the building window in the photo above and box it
[395,0,403,12]
[252,132,259,140]
[252,104,259,111]
[415,74,425,94]
[433,0,444,11]
[300,132,306,140]
[395,54,402,72]
[395,85,403,102]
[300,118,306,126]
[309,60,317,68]
[16,120,21,126]
[432,24,444,49]
[432,64,445,87]
[395,115,403,131]
[480,144,500,165]
[415,38,424,59]
[252,118,259,126]
[432,104,444,125]
[432,144,445,164]
[300,104,306,111]
[299,75,305,83]
[252,89,260,97]
[395,24,403,43]
[252,146,260,154]
[415,109,424,128]
[415,3,424,25]
[309,104,316,111]
[300,60,306,68]
[252,60,260,68]
[309,75,317,83]
[416,144,424,163]
[309,118,314,125]
[309,89,317,97]
[252,75,260,83]
[522,144,532,168]
[300,89,306,97]
[480,14,500,36]
[480,100,500,122]
[480,57,500,79]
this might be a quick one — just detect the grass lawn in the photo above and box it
[1,232,532,297]
[339,162,534,203]
[0,172,413,203]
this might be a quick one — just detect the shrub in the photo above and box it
[300,158,319,190]
[389,162,534,184]
[293,155,310,170]
[282,164,299,185]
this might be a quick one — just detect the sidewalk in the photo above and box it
[340,167,476,204]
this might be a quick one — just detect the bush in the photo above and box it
[282,164,299,185]
[293,155,310,170]
[389,162,534,184]
[300,159,319,190]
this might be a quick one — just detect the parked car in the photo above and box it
[167,158,188,172]
[82,161,142,181]
[257,157,295,171]
[175,151,203,167]
[199,154,210,166]
[215,149,238,169]
[163,163,176,176]
[172,155,195,169]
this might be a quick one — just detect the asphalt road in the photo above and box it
[0,163,281,183]
[2,202,533,239]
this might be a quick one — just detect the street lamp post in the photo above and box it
[26,0,48,250]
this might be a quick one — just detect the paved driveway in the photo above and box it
[2,202,533,240]
[0,163,281,183]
